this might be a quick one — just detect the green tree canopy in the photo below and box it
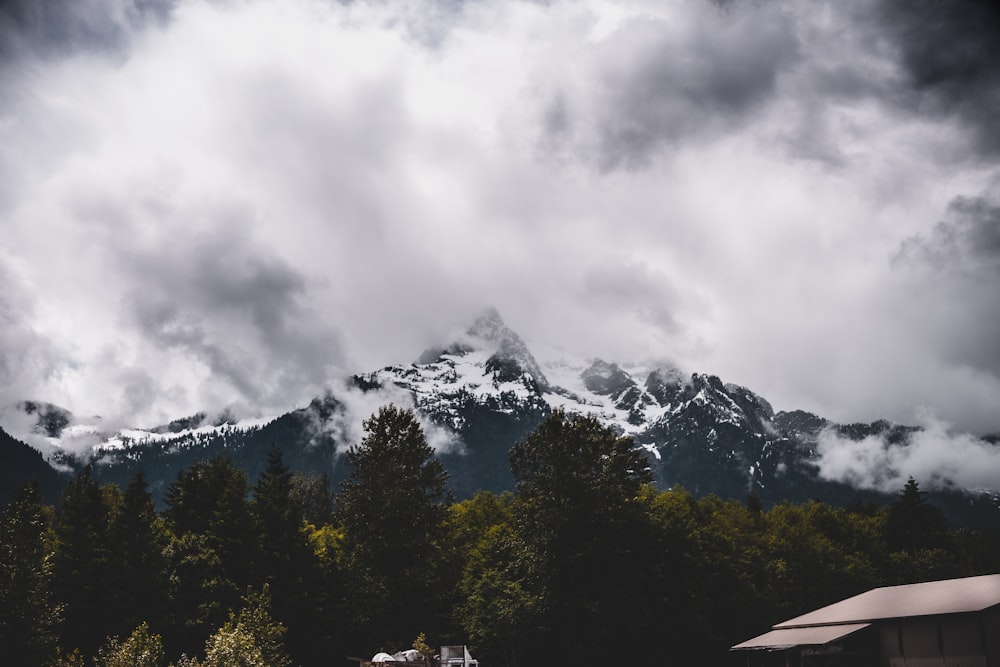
[290,471,334,527]
[507,410,657,664]
[251,447,330,667]
[53,466,117,658]
[108,472,169,638]
[510,409,652,522]
[165,456,255,584]
[335,405,450,652]
[201,587,291,667]
[886,477,949,552]
[95,622,165,667]
[163,457,255,656]
[0,481,60,664]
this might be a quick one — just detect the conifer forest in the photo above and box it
[2,406,999,667]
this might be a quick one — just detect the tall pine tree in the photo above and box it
[163,456,255,656]
[53,466,117,658]
[251,447,332,666]
[335,406,450,653]
[108,471,168,638]
[508,410,658,665]
[886,477,949,552]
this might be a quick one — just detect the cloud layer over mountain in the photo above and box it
[816,414,1000,493]
[1,0,998,435]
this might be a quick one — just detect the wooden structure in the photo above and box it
[732,573,1000,667]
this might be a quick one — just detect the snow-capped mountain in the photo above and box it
[351,308,809,499]
[3,308,999,528]
[363,307,551,432]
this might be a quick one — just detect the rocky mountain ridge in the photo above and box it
[3,309,999,528]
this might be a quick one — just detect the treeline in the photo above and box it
[2,406,999,666]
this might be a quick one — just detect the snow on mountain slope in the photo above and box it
[2,309,788,495]
[535,349,672,433]
[368,349,539,426]
[95,416,276,454]
[358,309,549,433]
[354,310,784,476]
[6,307,1000,524]
[359,310,672,436]
[0,398,277,465]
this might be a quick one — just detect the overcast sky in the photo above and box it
[1,0,998,435]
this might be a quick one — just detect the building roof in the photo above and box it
[732,623,870,650]
[774,573,1000,629]
[732,573,1000,652]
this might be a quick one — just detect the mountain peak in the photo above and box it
[466,306,509,342]
[581,359,635,397]
[415,307,511,364]
[468,309,550,390]
[413,307,550,390]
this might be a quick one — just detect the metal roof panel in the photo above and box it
[732,623,871,650]
[775,574,1000,628]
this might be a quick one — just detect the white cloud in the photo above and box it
[815,413,1000,492]
[0,0,998,437]
[321,379,462,456]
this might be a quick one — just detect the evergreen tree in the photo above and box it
[252,448,305,578]
[53,466,117,658]
[335,405,450,652]
[162,532,238,659]
[510,410,653,521]
[886,477,949,552]
[163,457,255,656]
[251,447,330,666]
[290,472,334,527]
[884,477,956,582]
[108,471,169,637]
[165,456,255,587]
[0,481,61,664]
[508,410,658,664]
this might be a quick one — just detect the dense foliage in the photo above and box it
[1,408,999,666]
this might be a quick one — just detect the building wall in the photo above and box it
[735,607,1000,667]
[984,607,1000,667]
[878,613,992,667]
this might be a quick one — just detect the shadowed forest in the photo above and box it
[2,406,999,666]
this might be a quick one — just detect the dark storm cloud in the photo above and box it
[895,195,1000,273]
[586,4,800,169]
[119,216,345,413]
[892,194,1000,391]
[876,0,1000,157]
[0,0,175,61]
[536,0,1000,171]
[2,0,1000,437]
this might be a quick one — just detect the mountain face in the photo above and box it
[0,426,65,505]
[17,401,73,438]
[3,309,999,528]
